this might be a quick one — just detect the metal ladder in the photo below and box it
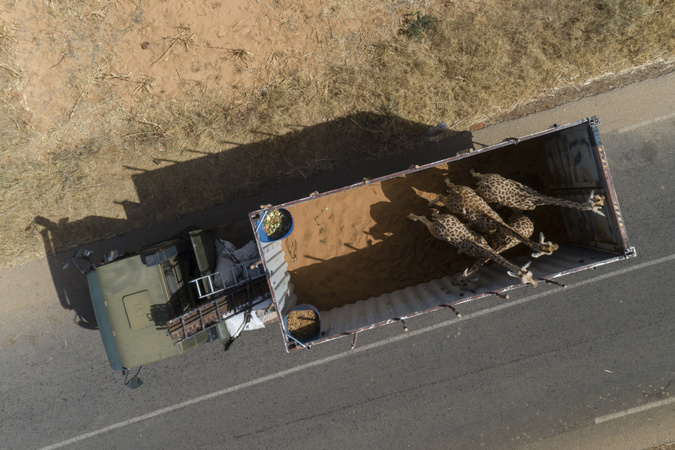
[189,272,226,299]
[168,273,270,343]
[188,259,263,300]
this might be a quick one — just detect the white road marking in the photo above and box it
[595,396,675,424]
[616,112,675,133]
[40,253,675,450]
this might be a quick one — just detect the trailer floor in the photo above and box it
[282,143,569,311]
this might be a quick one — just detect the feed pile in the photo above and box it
[287,309,320,340]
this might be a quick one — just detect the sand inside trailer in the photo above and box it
[282,145,569,311]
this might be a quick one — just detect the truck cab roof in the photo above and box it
[87,248,205,370]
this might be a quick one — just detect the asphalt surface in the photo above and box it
[1,72,674,450]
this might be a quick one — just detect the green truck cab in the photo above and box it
[87,240,211,371]
[85,227,269,385]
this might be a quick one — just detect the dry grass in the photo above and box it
[646,443,675,450]
[1,0,675,267]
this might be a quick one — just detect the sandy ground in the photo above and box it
[0,0,429,267]
[2,0,673,270]
[1,0,399,132]
[282,166,472,311]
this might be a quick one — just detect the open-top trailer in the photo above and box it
[249,116,634,350]
[83,116,634,385]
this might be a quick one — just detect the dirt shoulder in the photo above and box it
[496,59,675,125]
[1,0,674,268]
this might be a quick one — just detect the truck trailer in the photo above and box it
[83,116,634,384]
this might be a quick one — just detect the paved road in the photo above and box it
[1,72,674,449]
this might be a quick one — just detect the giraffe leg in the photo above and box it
[530,233,546,258]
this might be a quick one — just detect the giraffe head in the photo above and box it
[507,261,538,287]
[586,190,606,216]
[531,232,559,258]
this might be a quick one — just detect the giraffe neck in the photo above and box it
[456,214,533,284]
[419,216,443,240]
[430,214,527,276]
[439,191,503,234]
[464,242,524,274]
[457,232,523,283]
[492,221,551,254]
[530,195,594,211]
[446,197,552,254]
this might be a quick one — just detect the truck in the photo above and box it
[79,116,634,387]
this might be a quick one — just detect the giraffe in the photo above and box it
[429,178,558,258]
[452,212,534,286]
[407,211,538,287]
[470,169,605,216]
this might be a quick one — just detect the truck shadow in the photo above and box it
[33,112,473,328]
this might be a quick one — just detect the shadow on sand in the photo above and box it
[33,112,474,328]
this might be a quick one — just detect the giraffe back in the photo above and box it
[442,183,505,233]
[432,213,518,266]
[488,213,534,252]
[475,173,541,210]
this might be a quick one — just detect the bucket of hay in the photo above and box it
[284,304,321,344]
[258,208,294,243]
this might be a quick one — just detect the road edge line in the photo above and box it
[40,253,675,449]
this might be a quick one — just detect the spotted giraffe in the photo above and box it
[470,169,605,216]
[407,211,538,287]
[452,212,534,286]
[429,178,558,258]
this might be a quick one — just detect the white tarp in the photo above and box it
[213,239,259,289]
